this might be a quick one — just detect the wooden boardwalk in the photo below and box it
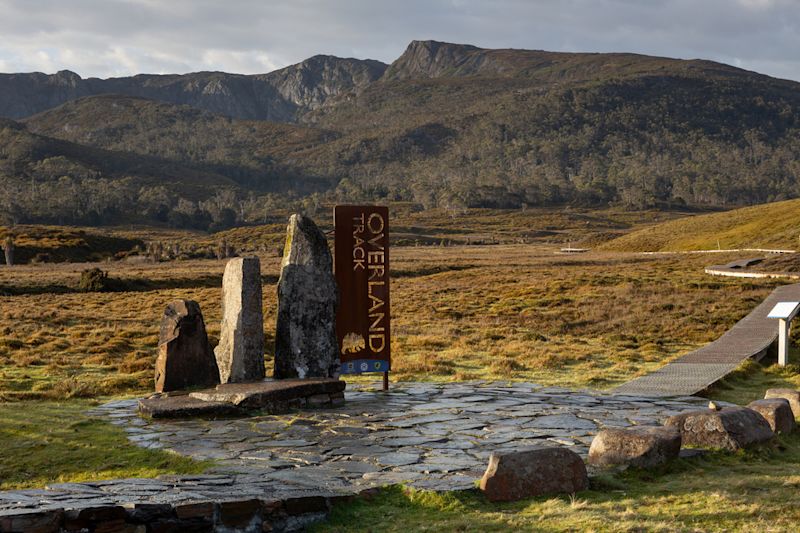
[615,283,800,397]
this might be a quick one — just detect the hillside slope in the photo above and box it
[600,199,800,252]
[4,40,800,226]
[23,95,333,190]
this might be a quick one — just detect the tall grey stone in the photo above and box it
[274,214,339,379]
[214,257,265,383]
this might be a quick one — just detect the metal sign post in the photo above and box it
[334,205,391,390]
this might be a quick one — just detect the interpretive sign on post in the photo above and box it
[768,301,800,367]
[334,205,390,389]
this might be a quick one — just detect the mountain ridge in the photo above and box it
[0,55,388,121]
[3,40,800,228]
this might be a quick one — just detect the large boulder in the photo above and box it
[214,257,265,383]
[747,398,797,434]
[764,388,800,419]
[479,447,589,502]
[664,407,774,451]
[155,300,219,393]
[588,426,681,468]
[274,214,339,379]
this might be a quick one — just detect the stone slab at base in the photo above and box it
[138,395,243,419]
[138,379,346,418]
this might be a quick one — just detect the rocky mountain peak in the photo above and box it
[53,70,82,85]
[382,40,485,80]
[264,54,387,113]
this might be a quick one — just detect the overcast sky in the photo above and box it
[1,0,799,81]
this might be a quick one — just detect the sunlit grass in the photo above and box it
[0,245,787,399]
[314,433,800,532]
[0,401,210,490]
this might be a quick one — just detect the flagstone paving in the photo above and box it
[0,382,715,513]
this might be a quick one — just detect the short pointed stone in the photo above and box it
[155,299,219,393]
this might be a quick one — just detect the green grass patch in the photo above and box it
[315,434,800,532]
[0,401,210,489]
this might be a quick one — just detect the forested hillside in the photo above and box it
[2,40,800,228]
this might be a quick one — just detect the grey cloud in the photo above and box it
[0,0,798,81]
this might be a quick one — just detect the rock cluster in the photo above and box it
[214,257,266,383]
[148,214,348,417]
[154,299,219,393]
[274,214,339,379]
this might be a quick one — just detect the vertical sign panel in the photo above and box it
[334,205,390,375]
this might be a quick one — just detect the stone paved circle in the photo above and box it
[0,382,715,512]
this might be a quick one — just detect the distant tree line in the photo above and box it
[0,176,276,230]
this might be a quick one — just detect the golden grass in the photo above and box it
[0,244,784,399]
[600,198,800,252]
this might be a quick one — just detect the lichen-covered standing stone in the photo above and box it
[274,214,339,379]
[155,299,219,392]
[214,257,265,383]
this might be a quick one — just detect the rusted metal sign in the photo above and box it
[334,205,390,378]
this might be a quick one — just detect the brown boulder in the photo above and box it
[588,426,681,468]
[664,407,774,451]
[764,388,800,419]
[155,300,220,393]
[747,398,796,434]
[479,447,589,502]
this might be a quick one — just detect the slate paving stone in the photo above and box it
[382,436,448,447]
[375,452,422,467]
[0,381,709,514]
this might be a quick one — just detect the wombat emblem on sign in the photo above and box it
[341,332,365,354]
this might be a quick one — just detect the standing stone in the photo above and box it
[155,300,219,393]
[274,214,339,379]
[215,257,265,383]
[2,236,13,266]
[479,447,589,502]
